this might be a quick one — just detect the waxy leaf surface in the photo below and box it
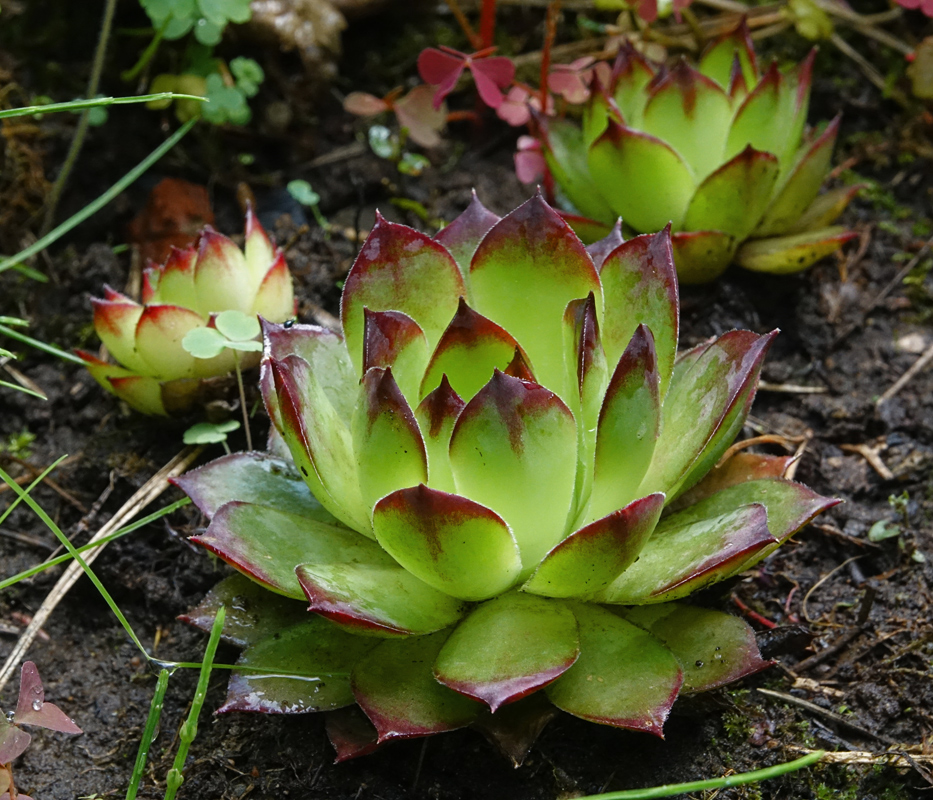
[433,191,500,275]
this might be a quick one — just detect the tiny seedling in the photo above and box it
[287,179,330,231]
[183,420,241,453]
[0,662,82,800]
[182,310,262,451]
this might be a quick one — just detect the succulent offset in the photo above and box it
[176,193,837,762]
[79,210,294,415]
[534,23,858,282]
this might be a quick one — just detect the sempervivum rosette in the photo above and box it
[536,22,858,283]
[175,192,836,762]
[78,209,294,415]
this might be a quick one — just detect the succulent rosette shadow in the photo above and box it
[78,209,295,415]
[535,21,858,283]
[174,192,837,763]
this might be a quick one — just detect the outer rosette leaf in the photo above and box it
[372,485,522,601]
[434,593,579,711]
[351,631,481,742]
[469,194,602,393]
[219,617,378,714]
[619,603,771,692]
[670,230,737,285]
[134,304,204,379]
[588,122,695,233]
[421,299,530,402]
[736,227,856,274]
[352,367,428,512]
[471,693,558,767]
[76,350,168,415]
[341,214,466,375]
[269,355,370,533]
[593,503,776,604]
[448,371,578,573]
[433,190,501,276]
[90,293,147,373]
[546,603,682,735]
[524,493,664,599]
[639,329,776,500]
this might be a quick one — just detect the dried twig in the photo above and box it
[877,340,933,406]
[839,442,894,481]
[0,446,202,693]
[802,556,864,624]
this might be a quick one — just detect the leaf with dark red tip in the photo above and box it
[503,347,535,381]
[609,45,657,126]
[670,451,794,511]
[244,204,277,277]
[352,367,427,511]
[588,122,695,233]
[585,220,625,271]
[594,503,776,604]
[586,325,660,523]
[352,631,480,742]
[449,371,577,572]
[683,146,780,240]
[372,485,521,601]
[414,376,464,494]
[598,227,678,396]
[434,593,579,711]
[14,662,81,733]
[151,246,197,307]
[192,502,371,599]
[421,298,528,402]
[639,329,775,499]
[106,374,167,415]
[193,228,251,314]
[698,20,759,90]
[525,493,664,599]
[326,706,381,762]
[219,618,377,714]
[546,603,682,736]
[135,304,204,379]
[471,692,558,767]
[178,573,309,647]
[736,227,856,275]
[341,215,465,374]
[296,550,466,637]
[470,194,601,391]
[172,451,336,523]
[433,191,500,274]
[269,355,369,532]
[362,309,429,403]
[91,295,147,373]
[620,603,772,693]
[253,251,294,322]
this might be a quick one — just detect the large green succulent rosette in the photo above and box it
[175,192,837,762]
[536,22,858,283]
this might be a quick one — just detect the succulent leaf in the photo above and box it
[670,230,737,284]
[736,227,857,274]
[786,185,862,234]
[588,122,696,233]
[620,603,771,692]
[448,371,578,573]
[253,252,294,320]
[414,377,465,494]
[585,220,625,271]
[326,706,380,761]
[698,21,759,90]
[106,374,168,415]
[524,493,664,599]
[610,46,656,126]
[341,215,466,375]
[372,485,522,601]
[546,603,682,735]
[194,228,253,315]
[433,191,501,275]
[471,692,558,767]
[152,246,197,307]
[351,632,481,741]
[540,119,616,223]
[362,309,430,404]
[469,195,602,392]
[91,295,147,373]
[220,618,378,713]
[434,593,580,710]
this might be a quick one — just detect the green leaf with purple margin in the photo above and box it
[434,592,579,711]
[592,503,776,604]
[698,20,759,90]
[433,190,500,277]
[525,493,664,599]
[546,603,682,735]
[219,617,378,714]
[352,367,427,511]
[469,194,602,392]
[341,214,465,374]
[361,309,429,405]
[619,603,771,692]
[351,631,480,742]
[373,485,521,601]
[415,376,464,494]
[670,229,737,285]
[588,123,696,233]
[192,502,369,599]
[448,371,577,573]
[172,451,336,523]
[421,299,529,403]
[736,227,856,274]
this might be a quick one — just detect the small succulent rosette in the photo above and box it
[175,193,837,763]
[79,210,294,415]
[534,22,858,283]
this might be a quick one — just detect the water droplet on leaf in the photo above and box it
[31,699,42,711]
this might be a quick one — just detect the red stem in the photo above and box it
[479,0,497,48]
[540,1,560,115]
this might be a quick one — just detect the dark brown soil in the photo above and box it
[1,7,933,800]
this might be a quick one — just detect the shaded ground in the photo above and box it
[1,6,933,799]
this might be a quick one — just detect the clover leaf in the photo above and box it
[184,420,241,446]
